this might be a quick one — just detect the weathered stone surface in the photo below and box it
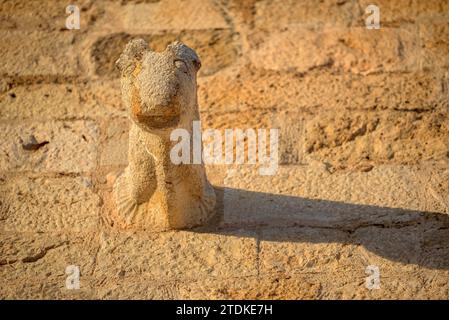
[200,109,274,132]
[421,226,449,270]
[295,72,446,112]
[95,274,325,299]
[0,85,105,121]
[357,0,449,26]
[177,269,449,299]
[199,67,447,167]
[198,66,301,114]
[313,269,449,299]
[99,118,129,167]
[272,111,306,165]
[247,27,333,73]
[355,225,441,272]
[177,275,323,299]
[0,121,98,173]
[221,164,448,228]
[0,0,98,31]
[1,85,76,121]
[259,227,363,275]
[419,163,449,213]
[304,109,449,168]
[352,195,449,271]
[419,16,449,70]
[96,273,329,299]
[80,79,126,116]
[0,232,98,299]
[122,0,229,31]
[248,26,421,74]
[199,66,446,114]
[0,31,80,77]
[94,230,257,282]
[89,0,229,33]
[95,277,179,299]
[254,0,357,29]
[217,0,258,28]
[0,175,100,233]
[90,30,239,78]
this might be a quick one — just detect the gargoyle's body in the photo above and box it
[113,39,216,230]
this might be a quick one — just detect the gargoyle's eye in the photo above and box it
[192,59,201,71]
[174,59,188,74]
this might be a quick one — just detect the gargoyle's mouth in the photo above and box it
[144,102,180,115]
[132,96,181,128]
[133,113,180,129]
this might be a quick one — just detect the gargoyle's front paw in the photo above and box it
[113,171,140,226]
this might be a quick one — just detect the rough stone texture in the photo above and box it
[199,66,447,113]
[111,39,216,231]
[259,227,363,274]
[0,121,98,173]
[248,26,421,74]
[1,0,449,299]
[90,30,239,78]
[0,31,80,77]
[0,232,99,299]
[94,230,257,282]
[419,15,449,70]
[89,0,229,33]
[198,66,448,167]
[0,175,100,233]
[99,118,129,167]
[1,85,79,121]
[80,79,126,116]
[177,270,449,299]
[304,109,449,168]
[0,0,98,31]
[122,0,229,31]
[254,0,358,29]
[357,0,449,26]
[221,164,448,228]
[176,275,324,299]
[0,85,115,121]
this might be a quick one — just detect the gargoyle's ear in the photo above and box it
[116,38,148,75]
[167,41,201,71]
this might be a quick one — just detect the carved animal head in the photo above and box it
[116,39,201,128]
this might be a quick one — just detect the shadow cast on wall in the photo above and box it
[194,187,449,270]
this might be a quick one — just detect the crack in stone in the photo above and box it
[21,241,68,264]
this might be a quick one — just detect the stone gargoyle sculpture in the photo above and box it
[112,39,216,231]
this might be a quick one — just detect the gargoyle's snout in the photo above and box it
[138,65,181,118]
[150,75,180,109]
